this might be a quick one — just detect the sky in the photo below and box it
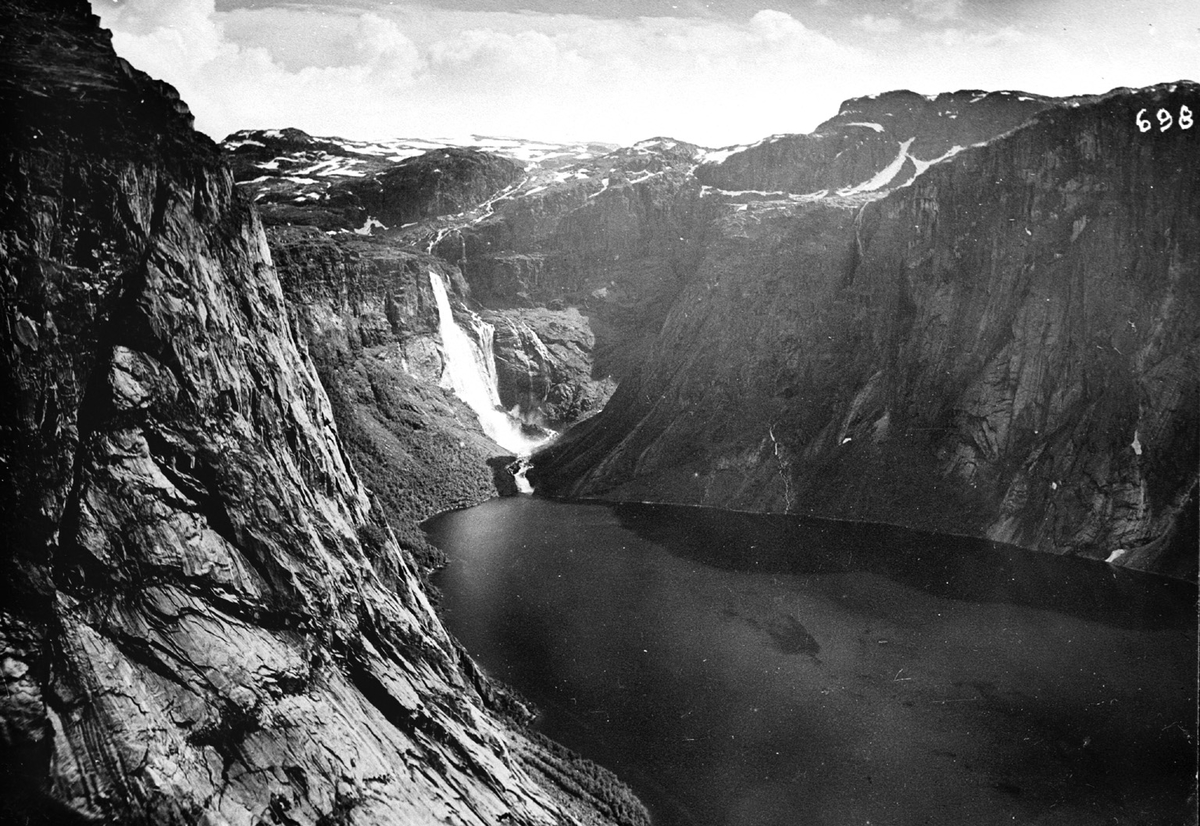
[96,0,1199,148]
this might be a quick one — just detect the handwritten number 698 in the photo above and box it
[1137,106,1194,132]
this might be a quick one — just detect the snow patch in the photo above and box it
[702,145,750,164]
[626,170,663,186]
[845,122,885,133]
[837,138,914,195]
[355,216,388,236]
[904,145,964,181]
[588,177,612,199]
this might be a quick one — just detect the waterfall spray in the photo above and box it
[429,272,553,467]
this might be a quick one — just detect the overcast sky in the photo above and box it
[96,0,1199,147]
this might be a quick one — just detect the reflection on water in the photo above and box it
[610,503,1196,631]
[426,498,1198,826]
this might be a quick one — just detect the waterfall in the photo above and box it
[429,271,553,463]
[512,461,534,494]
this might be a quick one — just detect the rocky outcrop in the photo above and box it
[535,83,1200,580]
[0,2,647,824]
[485,306,616,427]
[325,148,523,230]
[226,127,352,167]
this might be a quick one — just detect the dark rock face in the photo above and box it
[535,84,1200,580]
[0,2,648,824]
[696,89,1055,195]
[325,147,524,230]
[449,140,707,309]
[485,306,616,427]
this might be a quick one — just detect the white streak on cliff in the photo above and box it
[429,272,550,456]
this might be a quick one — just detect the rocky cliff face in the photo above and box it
[534,84,1200,580]
[0,2,647,823]
[265,227,503,571]
[484,306,616,427]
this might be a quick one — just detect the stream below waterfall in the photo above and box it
[426,497,1198,826]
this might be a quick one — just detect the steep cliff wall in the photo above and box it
[266,227,502,571]
[0,2,646,823]
[535,84,1200,580]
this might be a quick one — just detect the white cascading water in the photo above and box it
[428,272,551,489]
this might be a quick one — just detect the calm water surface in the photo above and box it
[425,498,1197,826]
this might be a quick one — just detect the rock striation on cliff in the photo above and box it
[534,83,1200,580]
[0,1,648,823]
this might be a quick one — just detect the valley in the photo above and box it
[1,0,1195,823]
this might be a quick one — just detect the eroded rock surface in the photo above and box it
[0,2,647,823]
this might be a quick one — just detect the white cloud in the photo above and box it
[98,1,867,146]
[854,14,903,34]
[96,0,1200,147]
[909,0,962,23]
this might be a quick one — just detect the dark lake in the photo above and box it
[425,497,1198,826]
